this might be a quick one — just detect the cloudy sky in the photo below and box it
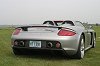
[0,0,100,25]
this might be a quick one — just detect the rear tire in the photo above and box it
[91,37,96,48]
[74,35,85,59]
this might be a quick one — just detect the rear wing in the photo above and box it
[16,26,75,32]
[16,25,63,31]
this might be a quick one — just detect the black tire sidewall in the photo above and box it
[74,35,84,59]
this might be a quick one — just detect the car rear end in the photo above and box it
[11,25,79,55]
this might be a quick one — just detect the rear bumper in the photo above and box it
[11,35,79,52]
[12,35,79,55]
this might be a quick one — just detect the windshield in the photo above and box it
[55,22,63,26]
[43,21,54,25]
[55,21,74,26]
[54,21,63,26]
[43,21,75,26]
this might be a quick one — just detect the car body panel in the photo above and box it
[11,20,96,56]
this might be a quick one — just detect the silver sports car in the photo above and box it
[11,20,96,59]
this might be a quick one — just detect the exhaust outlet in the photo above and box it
[47,42,53,48]
[19,41,25,46]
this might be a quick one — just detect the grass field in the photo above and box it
[0,26,100,66]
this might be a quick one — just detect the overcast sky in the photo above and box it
[0,0,100,25]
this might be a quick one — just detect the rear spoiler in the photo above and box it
[16,25,63,31]
[16,25,75,32]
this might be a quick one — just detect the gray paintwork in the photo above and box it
[11,20,96,55]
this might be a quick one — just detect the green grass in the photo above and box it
[0,27,100,66]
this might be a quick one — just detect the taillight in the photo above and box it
[58,29,76,36]
[13,28,21,35]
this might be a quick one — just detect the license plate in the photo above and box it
[29,41,41,48]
